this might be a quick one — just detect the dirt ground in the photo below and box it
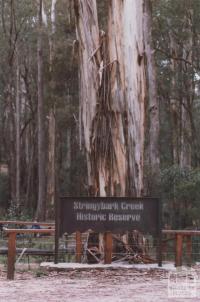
[0,265,200,302]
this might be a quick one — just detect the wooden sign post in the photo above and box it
[5,229,55,280]
[104,232,112,264]
[76,231,82,263]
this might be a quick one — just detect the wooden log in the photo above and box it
[175,234,183,267]
[76,231,82,263]
[7,232,16,280]
[87,248,100,263]
[104,232,112,264]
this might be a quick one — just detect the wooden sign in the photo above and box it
[54,197,162,266]
[57,197,161,236]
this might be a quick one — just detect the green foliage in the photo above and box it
[161,166,200,228]
[6,200,33,221]
[35,269,48,278]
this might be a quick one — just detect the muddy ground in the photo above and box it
[0,264,200,302]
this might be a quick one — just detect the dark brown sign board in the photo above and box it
[55,197,162,266]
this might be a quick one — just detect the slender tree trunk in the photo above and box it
[47,108,56,217]
[169,29,180,165]
[180,8,193,169]
[15,53,20,206]
[180,96,192,168]
[144,0,160,194]
[66,126,71,173]
[25,127,35,208]
[46,0,57,218]
[2,0,18,206]
[6,83,16,204]
[36,0,46,220]
[169,7,193,169]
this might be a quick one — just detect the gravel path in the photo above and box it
[0,267,199,302]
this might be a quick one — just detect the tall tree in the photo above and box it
[144,0,160,194]
[46,0,57,218]
[74,0,102,195]
[74,0,158,197]
[1,0,20,205]
[36,0,46,220]
[180,6,193,169]
[169,26,180,165]
[15,50,20,206]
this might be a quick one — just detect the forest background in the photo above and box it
[0,0,200,230]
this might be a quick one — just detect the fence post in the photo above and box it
[7,232,16,280]
[104,232,112,264]
[175,234,183,267]
[76,231,82,263]
[186,235,192,266]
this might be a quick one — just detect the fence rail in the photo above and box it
[2,226,200,280]
[0,220,55,227]
[4,228,55,280]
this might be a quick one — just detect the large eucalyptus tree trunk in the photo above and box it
[74,0,102,195]
[75,0,157,197]
[104,0,147,196]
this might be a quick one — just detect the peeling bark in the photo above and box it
[75,0,155,197]
[107,0,146,196]
[74,0,102,194]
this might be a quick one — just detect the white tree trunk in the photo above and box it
[75,0,156,197]
[74,0,102,195]
[106,0,146,196]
